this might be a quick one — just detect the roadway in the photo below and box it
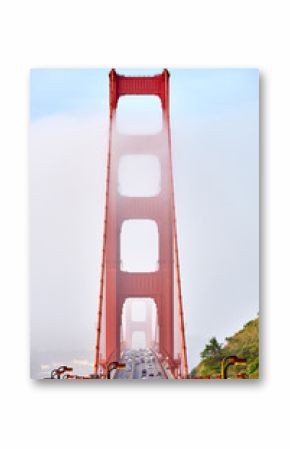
[114,349,166,380]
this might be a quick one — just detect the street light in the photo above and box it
[221,355,247,379]
[50,365,73,379]
[106,361,126,379]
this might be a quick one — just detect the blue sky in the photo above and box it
[30,69,108,120]
[30,68,258,121]
[30,68,259,375]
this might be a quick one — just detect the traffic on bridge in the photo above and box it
[114,349,165,380]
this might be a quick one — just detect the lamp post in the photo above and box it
[50,365,73,379]
[221,356,247,379]
[106,361,126,379]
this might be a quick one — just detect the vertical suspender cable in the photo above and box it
[94,108,113,374]
[165,71,189,379]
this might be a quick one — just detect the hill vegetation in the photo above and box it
[190,317,259,379]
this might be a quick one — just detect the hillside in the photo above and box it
[190,317,259,379]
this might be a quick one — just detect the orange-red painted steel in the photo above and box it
[94,69,188,378]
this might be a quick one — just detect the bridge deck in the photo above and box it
[114,349,167,380]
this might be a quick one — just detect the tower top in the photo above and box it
[109,69,170,111]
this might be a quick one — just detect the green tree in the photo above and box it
[200,337,222,360]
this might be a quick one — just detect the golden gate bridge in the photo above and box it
[93,69,188,379]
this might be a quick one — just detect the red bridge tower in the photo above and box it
[95,69,188,379]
